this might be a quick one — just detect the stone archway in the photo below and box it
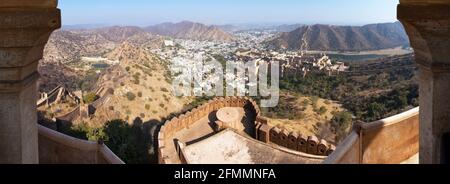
[0,0,449,164]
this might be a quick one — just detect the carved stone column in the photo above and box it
[398,1,450,164]
[0,0,60,164]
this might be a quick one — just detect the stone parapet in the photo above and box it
[324,107,419,164]
[255,116,335,156]
[38,124,124,164]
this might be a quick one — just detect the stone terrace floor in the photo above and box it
[182,129,324,164]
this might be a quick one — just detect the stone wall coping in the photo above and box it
[360,107,419,131]
[98,144,125,164]
[38,124,98,151]
[323,107,421,164]
[322,131,360,164]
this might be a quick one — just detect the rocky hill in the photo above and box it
[43,26,164,64]
[145,21,235,42]
[265,22,409,51]
[89,42,191,125]
[40,26,165,91]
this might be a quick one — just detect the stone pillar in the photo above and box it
[0,0,60,164]
[398,1,450,164]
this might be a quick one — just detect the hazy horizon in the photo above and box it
[60,0,399,26]
[61,20,402,29]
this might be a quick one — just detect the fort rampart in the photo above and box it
[157,96,260,164]
[157,96,336,164]
[255,116,336,156]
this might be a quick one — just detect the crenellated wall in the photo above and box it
[255,116,336,156]
[157,96,259,164]
[52,87,114,129]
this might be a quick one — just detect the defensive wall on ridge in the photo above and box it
[42,87,114,130]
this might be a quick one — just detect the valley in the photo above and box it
[37,21,418,163]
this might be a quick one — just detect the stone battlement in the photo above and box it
[255,116,336,156]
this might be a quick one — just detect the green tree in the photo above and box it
[367,102,385,121]
[102,120,150,164]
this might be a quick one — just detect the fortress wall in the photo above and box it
[37,85,62,107]
[323,107,419,164]
[157,96,260,164]
[38,125,124,164]
[90,88,113,109]
[360,107,419,164]
[52,87,113,128]
[256,116,335,156]
[55,105,81,125]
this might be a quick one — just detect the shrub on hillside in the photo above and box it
[318,106,327,115]
[331,111,354,143]
[83,93,99,104]
[125,109,132,115]
[160,87,169,92]
[126,92,136,101]
[302,99,309,107]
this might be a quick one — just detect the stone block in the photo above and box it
[307,136,319,155]
[288,132,299,150]
[297,134,308,153]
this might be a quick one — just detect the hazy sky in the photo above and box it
[59,0,399,26]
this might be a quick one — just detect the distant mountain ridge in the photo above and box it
[145,21,235,42]
[43,26,164,64]
[265,22,410,51]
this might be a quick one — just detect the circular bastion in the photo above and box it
[157,96,336,164]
